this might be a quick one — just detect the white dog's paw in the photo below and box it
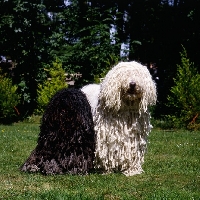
[122,168,143,176]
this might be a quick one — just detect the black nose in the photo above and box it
[129,81,136,89]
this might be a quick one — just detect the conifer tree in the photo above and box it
[167,47,200,129]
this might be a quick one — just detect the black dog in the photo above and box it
[21,88,95,175]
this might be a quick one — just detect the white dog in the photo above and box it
[93,61,157,176]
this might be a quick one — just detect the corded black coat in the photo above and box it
[21,88,95,175]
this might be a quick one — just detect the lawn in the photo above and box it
[0,123,199,199]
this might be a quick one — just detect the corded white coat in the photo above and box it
[94,61,157,176]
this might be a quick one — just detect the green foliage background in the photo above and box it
[0,0,200,122]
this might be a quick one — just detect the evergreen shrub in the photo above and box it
[167,46,200,130]
[0,70,20,123]
[35,59,67,115]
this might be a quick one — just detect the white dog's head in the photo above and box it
[98,61,157,113]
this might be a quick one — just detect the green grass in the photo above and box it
[0,123,199,199]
